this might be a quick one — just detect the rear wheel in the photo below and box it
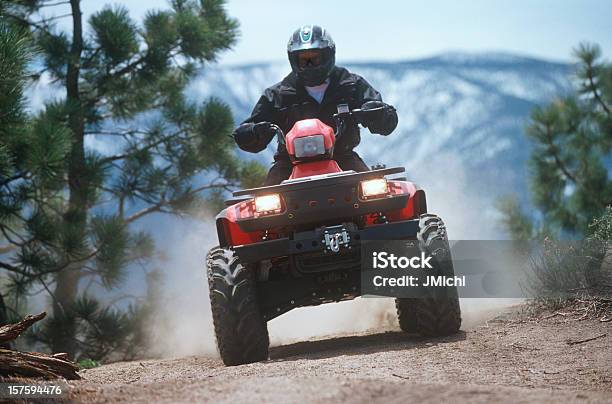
[395,214,462,336]
[207,247,269,365]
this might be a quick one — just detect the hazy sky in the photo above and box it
[51,0,612,64]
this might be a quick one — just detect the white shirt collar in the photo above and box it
[305,79,330,104]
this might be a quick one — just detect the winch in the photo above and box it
[322,225,351,253]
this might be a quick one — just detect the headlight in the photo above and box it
[360,178,388,198]
[293,135,325,158]
[254,194,282,213]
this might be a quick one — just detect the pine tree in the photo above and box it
[501,43,612,239]
[0,19,72,325]
[1,0,254,359]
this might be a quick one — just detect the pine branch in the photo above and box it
[33,13,73,24]
[84,129,147,137]
[0,261,27,276]
[81,46,102,69]
[123,202,166,224]
[543,122,577,183]
[86,46,184,113]
[4,13,52,36]
[585,66,611,115]
[0,171,31,187]
[99,139,167,164]
[38,276,64,315]
[104,45,181,80]
[0,244,17,254]
[0,236,102,281]
[0,226,26,248]
[0,257,76,279]
[99,128,187,164]
[124,182,235,224]
[107,54,147,79]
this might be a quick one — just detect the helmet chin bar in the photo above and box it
[298,66,332,86]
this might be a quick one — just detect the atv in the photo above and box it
[206,104,461,366]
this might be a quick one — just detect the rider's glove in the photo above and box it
[233,121,278,151]
[359,101,398,136]
[253,122,278,139]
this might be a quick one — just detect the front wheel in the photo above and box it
[207,247,269,365]
[395,214,462,336]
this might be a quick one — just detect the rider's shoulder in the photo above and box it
[262,72,297,99]
[333,66,367,88]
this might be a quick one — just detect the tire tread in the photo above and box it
[207,247,269,365]
[395,214,462,336]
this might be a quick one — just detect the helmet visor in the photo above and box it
[297,50,322,69]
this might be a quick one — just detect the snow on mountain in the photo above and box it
[24,52,571,238]
[188,53,571,238]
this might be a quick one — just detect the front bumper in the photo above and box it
[233,219,420,264]
[233,167,409,232]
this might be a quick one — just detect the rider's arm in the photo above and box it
[233,89,278,153]
[356,78,398,136]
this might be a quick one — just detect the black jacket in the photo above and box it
[234,66,397,160]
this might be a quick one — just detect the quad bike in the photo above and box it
[207,104,461,366]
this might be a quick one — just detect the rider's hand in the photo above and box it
[233,122,278,149]
[233,123,256,148]
[359,101,388,124]
[359,101,397,136]
[253,122,278,139]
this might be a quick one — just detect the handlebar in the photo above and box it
[272,104,386,143]
[270,123,286,145]
[333,104,386,138]
[332,104,386,120]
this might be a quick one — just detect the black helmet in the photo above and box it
[287,25,336,86]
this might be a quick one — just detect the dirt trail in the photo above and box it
[69,309,611,403]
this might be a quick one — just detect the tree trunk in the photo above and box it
[51,0,85,359]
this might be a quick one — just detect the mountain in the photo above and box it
[188,53,572,238]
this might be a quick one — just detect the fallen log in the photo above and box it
[0,349,80,380]
[0,312,80,380]
[0,312,46,344]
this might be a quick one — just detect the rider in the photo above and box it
[232,25,398,185]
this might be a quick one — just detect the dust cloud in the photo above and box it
[409,151,524,327]
[145,219,218,358]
